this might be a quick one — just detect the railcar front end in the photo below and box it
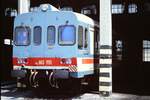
[12,4,97,89]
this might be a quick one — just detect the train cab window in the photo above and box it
[47,26,55,45]
[78,26,88,49]
[33,26,41,45]
[58,25,75,45]
[14,27,30,46]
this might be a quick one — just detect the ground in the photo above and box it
[1,83,150,100]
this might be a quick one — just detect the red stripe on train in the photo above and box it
[13,57,77,67]
[82,59,94,64]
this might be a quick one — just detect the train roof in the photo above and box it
[15,4,95,26]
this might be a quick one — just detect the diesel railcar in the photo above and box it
[12,4,99,89]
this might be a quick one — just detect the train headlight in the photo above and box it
[60,58,72,64]
[40,4,49,12]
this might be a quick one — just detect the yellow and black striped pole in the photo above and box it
[99,0,112,96]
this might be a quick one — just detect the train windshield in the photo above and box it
[14,27,30,46]
[59,25,75,45]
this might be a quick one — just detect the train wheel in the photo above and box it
[29,71,39,88]
[48,72,59,88]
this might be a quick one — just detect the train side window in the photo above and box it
[78,26,83,49]
[47,26,55,45]
[14,27,30,46]
[78,26,88,49]
[58,25,75,45]
[84,28,88,48]
[33,26,42,45]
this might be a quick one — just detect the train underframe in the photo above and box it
[12,68,98,91]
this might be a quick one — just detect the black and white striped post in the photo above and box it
[99,0,112,96]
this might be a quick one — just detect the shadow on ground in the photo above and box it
[1,86,87,99]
